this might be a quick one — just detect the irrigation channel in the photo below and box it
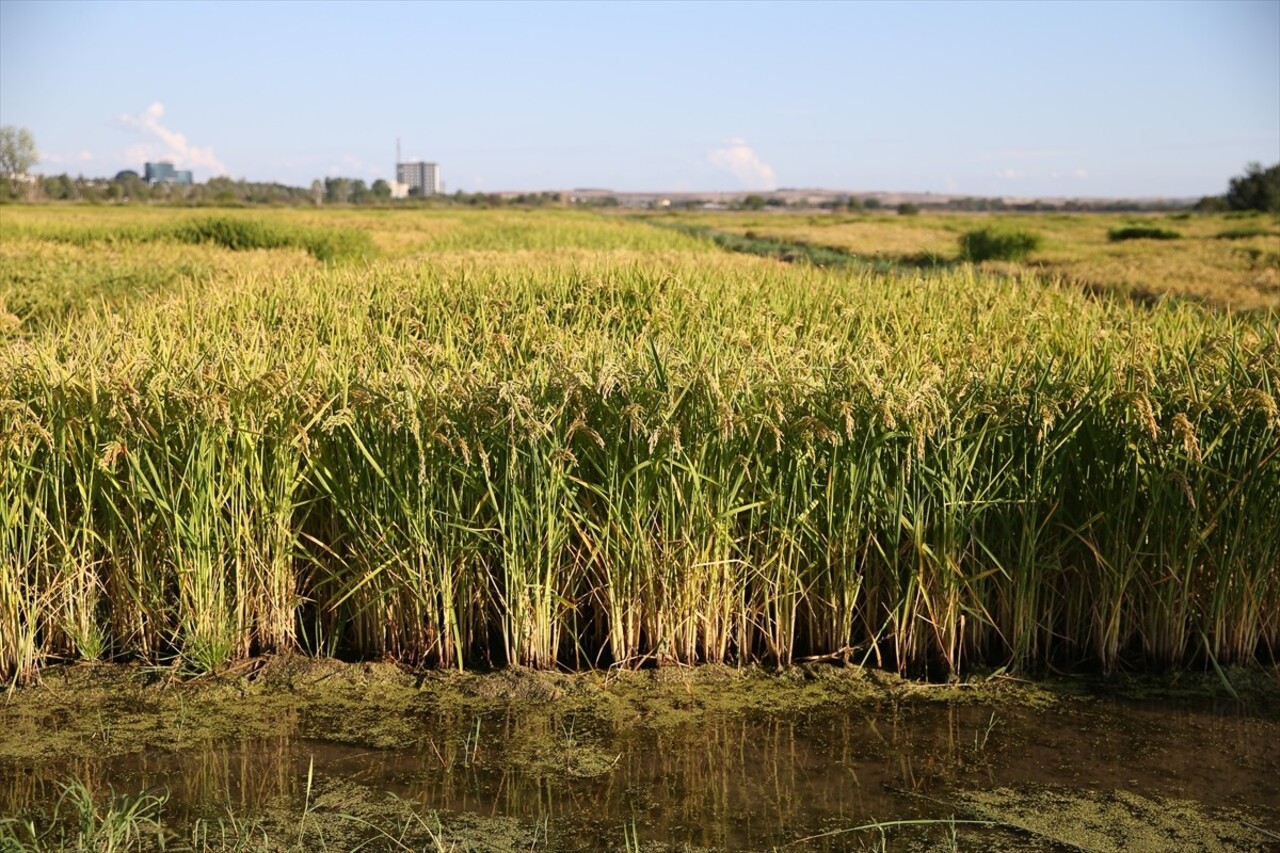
[644,221,930,277]
[2,662,1278,851]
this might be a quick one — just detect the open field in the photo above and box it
[662,209,1280,312]
[1,206,1278,684]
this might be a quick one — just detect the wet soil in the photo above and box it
[2,659,1278,851]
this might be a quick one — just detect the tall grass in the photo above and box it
[2,214,1277,682]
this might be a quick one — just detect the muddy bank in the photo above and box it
[7,657,1279,765]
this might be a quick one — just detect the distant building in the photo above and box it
[144,161,193,185]
[396,161,440,196]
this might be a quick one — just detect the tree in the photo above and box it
[42,173,76,200]
[1194,195,1229,213]
[742,194,766,210]
[206,176,238,204]
[324,177,352,204]
[310,180,324,206]
[1225,162,1280,213]
[371,179,391,200]
[896,202,920,216]
[120,174,149,202]
[0,126,38,180]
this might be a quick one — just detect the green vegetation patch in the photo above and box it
[955,785,1275,853]
[1216,226,1276,240]
[958,226,1042,262]
[1108,225,1182,241]
[170,217,372,262]
[2,215,373,263]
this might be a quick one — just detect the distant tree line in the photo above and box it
[3,125,1276,214]
[0,171,327,205]
[2,168,1261,214]
[1196,162,1280,214]
[0,169,575,208]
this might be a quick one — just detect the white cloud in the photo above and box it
[708,137,777,190]
[118,102,227,175]
[78,150,94,162]
[996,168,1023,180]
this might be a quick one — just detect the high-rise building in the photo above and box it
[144,161,193,185]
[396,161,440,196]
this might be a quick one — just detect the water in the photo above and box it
[4,681,1278,851]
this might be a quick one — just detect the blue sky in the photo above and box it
[2,0,1277,197]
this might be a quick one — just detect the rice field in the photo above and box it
[673,209,1280,312]
[2,205,1277,683]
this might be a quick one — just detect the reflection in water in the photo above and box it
[4,700,1278,849]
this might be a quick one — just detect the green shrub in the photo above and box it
[1194,195,1229,213]
[1108,226,1181,242]
[896,202,920,216]
[958,227,1042,262]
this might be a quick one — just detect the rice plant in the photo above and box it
[1,207,1277,682]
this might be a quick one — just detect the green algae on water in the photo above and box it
[955,785,1275,853]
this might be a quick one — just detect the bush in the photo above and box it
[1194,195,1229,213]
[958,227,1042,262]
[1108,226,1181,242]
[896,202,920,216]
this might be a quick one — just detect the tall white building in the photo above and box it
[396,161,440,197]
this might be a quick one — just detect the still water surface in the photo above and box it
[7,692,1278,850]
